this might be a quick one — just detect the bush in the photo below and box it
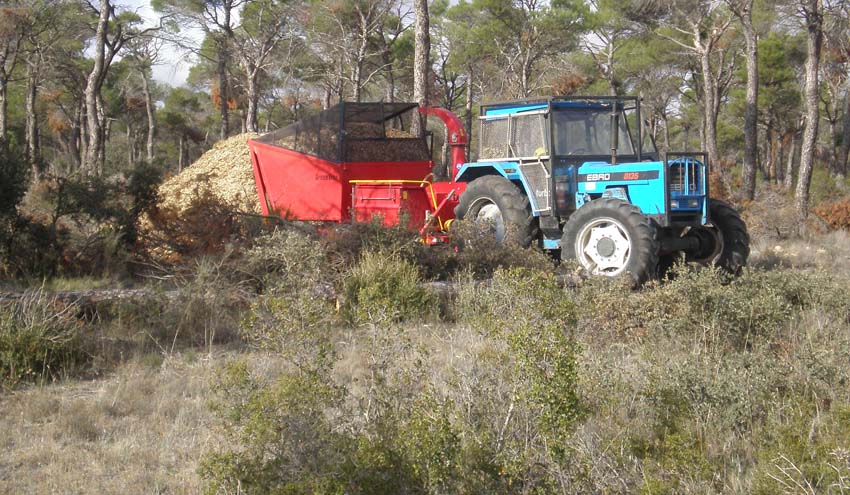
[141,186,268,262]
[0,145,27,220]
[343,251,438,325]
[0,291,87,388]
[199,361,351,494]
[458,267,581,458]
[572,266,850,350]
[240,227,326,292]
[204,265,585,494]
[322,218,554,281]
[814,197,850,231]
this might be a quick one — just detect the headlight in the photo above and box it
[670,200,679,209]
[688,199,700,208]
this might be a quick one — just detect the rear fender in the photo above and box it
[455,162,542,216]
[454,162,523,183]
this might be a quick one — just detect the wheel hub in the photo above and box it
[686,226,723,265]
[596,237,617,257]
[472,200,505,241]
[577,220,632,275]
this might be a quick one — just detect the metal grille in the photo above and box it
[519,161,551,213]
[480,117,510,159]
[669,159,699,194]
[512,114,548,158]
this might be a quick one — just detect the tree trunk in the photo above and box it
[699,48,720,167]
[784,129,798,190]
[764,126,774,182]
[218,42,229,140]
[0,83,7,150]
[740,5,759,200]
[83,0,111,174]
[97,94,107,173]
[245,70,259,133]
[794,0,823,227]
[383,49,395,102]
[127,124,134,167]
[141,72,155,162]
[411,0,430,137]
[25,62,41,178]
[827,115,839,175]
[776,132,788,184]
[353,35,368,102]
[100,113,111,175]
[79,98,88,168]
[353,61,362,103]
[178,134,184,172]
[607,41,617,97]
[840,88,850,177]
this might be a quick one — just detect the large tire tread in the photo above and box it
[455,175,539,247]
[709,198,750,274]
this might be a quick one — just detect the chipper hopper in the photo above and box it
[247,102,467,243]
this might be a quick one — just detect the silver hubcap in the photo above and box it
[575,217,632,276]
[470,198,505,241]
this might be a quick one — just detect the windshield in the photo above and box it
[552,108,635,156]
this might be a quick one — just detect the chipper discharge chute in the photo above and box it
[247,102,466,242]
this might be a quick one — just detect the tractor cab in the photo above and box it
[453,96,749,284]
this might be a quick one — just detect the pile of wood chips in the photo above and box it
[157,133,261,214]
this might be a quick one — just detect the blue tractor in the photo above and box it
[453,96,750,283]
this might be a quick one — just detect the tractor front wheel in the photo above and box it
[454,175,537,246]
[561,198,659,285]
[707,198,750,275]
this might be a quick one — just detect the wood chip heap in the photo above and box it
[157,133,261,214]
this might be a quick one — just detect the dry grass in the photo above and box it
[749,229,850,276]
[0,353,219,494]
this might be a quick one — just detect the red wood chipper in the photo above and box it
[247,102,468,243]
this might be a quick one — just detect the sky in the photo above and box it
[118,0,199,87]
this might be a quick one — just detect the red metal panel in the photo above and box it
[344,161,433,218]
[352,183,432,230]
[248,140,346,221]
[428,181,466,225]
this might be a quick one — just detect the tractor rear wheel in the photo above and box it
[455,175,537,246]
[561,198,659,285]
[707,198,749,275]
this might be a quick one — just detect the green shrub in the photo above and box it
[321,218,554,281]
[753,402,850,495]
[200,360,350,494]
[573,266,850,350]
[0,291,87,388]
[458,267,581,458]
[240,227,326,292]
[0,145,27,220]
[448,221,554,278]
[241,291,338,367]
[343,251,438,325]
